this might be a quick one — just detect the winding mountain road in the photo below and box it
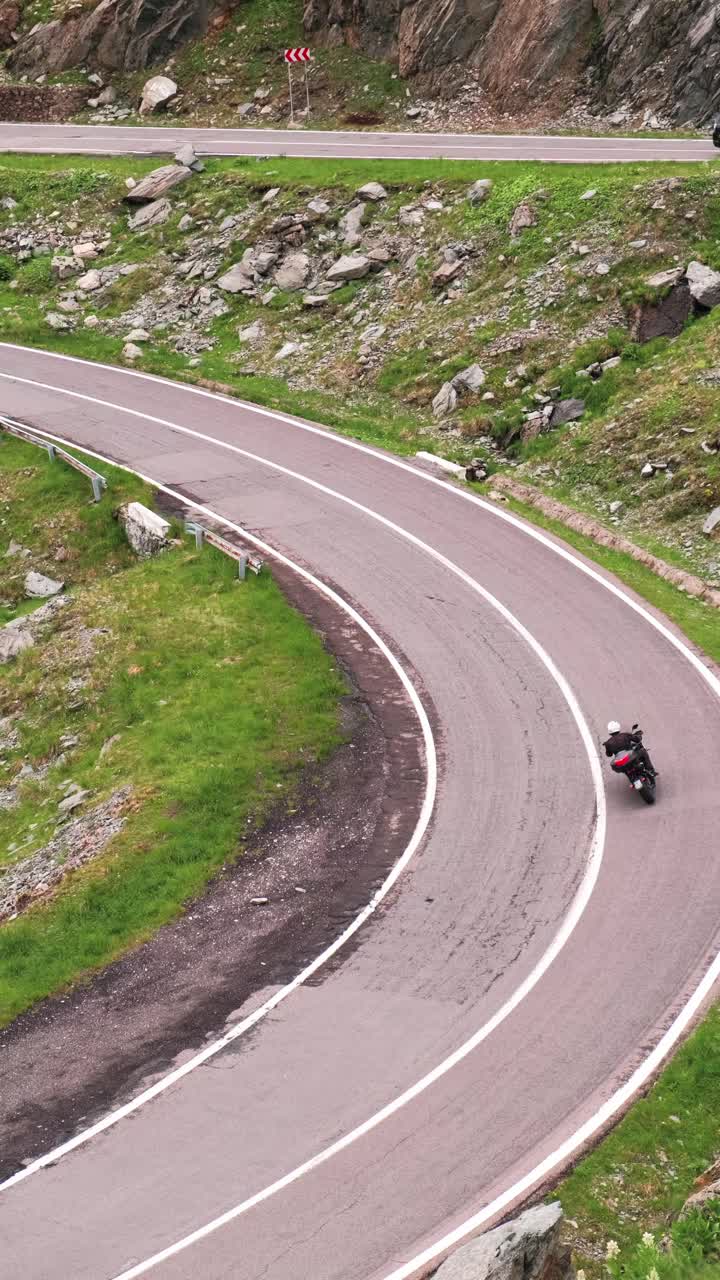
[0,125,719,1280]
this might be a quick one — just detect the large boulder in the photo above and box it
[326,254,371,282]
[630,283,694,343]
[453,363,486,394]
[686,261,720,310]
[356,181,387,202]
[217,261,256,294]
[435,1202,573,1280]
[140,75,177,115]
[0,626,34,664]
[118,502,170,558]
[433,381,458,419]
[125,164,191,203]
[273,253,310,291]
[25,571,64,598]
[9,1,210,76]
[340,202,367,248]
[128,198,172,230]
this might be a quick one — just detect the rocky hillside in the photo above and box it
[305,0,720,122]
[2,0,720,125]
[0,150,719,589]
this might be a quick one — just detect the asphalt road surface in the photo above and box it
[0,121,716,163]
[0,343,719,1280]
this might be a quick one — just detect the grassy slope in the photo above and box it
[0,435,344,1024]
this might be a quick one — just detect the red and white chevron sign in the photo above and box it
[284,47,311,63]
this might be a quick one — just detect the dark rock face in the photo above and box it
[304,0,720,121]
[596,0,720,123]
[630,283,694,343]
[9,0,213,75]
[0,1,20,50]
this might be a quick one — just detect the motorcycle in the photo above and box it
[713,118,720,149]
[610,724,657,806]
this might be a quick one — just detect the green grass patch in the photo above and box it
[0,435,344,1025]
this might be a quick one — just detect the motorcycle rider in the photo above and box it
[603,720,658,777]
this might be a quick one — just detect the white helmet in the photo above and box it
[607,720,621,734]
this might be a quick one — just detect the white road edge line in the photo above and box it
[0,428,435,1185]
[0,350,716,1276]
[0,395,606,1199]
[0,434,606,1279]
[383,936,720,1280]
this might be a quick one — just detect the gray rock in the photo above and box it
[433,381,458,419]
[609,500,624,515]
[46,311,70,330]
[435,1203,571,1280]
[641,461,656,477]
[273,252,310,291]
[217,261,255,294]
[98,85,116,106]
[550,398,585,427]
[398,205,424,227]
[703,506,720,536]
[453,363,486,394]
[307,197,331,217]
[139,75,177,115]
[25,570,64,598]
[128,198,172,230]
[509,202,537,237]
[178,213,193,232]
[340,202,367,248]
[58,789,90,814]
[646,266,684,289]
[303,294,329,308]
[686,260,720,309]
[77,268,101,292]
[580,188,598,201]
[433,260,462,288]
[356,181,387,202]
[52,254,82,279]
[326,254,371,282]
[73,241,99,261]
[275,342,300,362]
[237,102,256,119]
[359,323,386,345]
[467,179,493,205]
[174,142,203,172]
[0,628,34,663]
[125,165,191,204]
[262,187,281,205]
[1,196,17,210]
[238,320,265,344]
[119,502,170,558]
[122,342,143,361]
[126,328,150,342]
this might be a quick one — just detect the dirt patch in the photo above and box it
[0,519,428,1181]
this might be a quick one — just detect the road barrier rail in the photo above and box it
[185,519,263,580]
[0,414,107,502]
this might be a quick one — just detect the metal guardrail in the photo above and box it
[0,415,107,502]
[185,520,263,581]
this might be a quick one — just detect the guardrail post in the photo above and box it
[185,520,205,550]
[91,475,104,503]
[237,554,247,582]
[46,443,56,462]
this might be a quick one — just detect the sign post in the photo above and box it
[284,48,312,124]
